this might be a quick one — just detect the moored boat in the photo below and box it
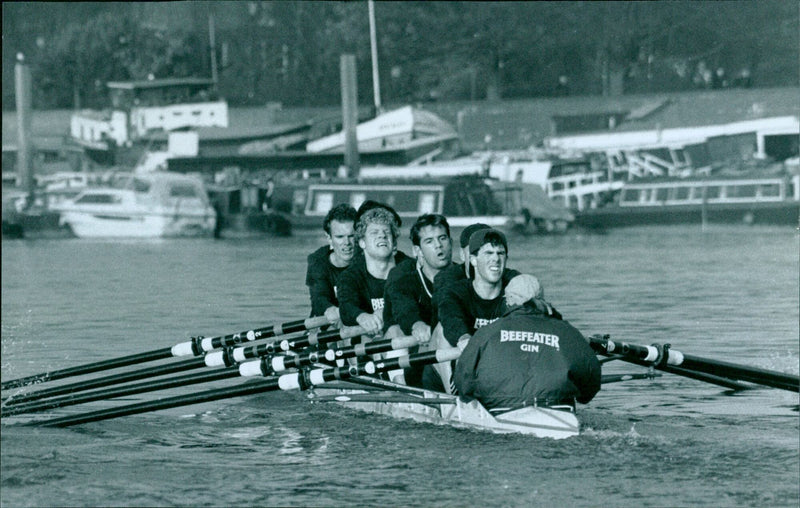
[269,174,572,234]
[575,172,800,228]
[53,171,217,238]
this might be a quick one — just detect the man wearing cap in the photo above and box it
[433,223,520,303]
[429,228,512,392]
[453,274,601,412]
[383,213,453,386]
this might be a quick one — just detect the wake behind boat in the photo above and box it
[53,171,217,238]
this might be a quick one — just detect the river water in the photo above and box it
[2,225,798,507]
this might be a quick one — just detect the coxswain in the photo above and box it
[453,274,601,412]
[383,214,453,386]
[305,204,357,325]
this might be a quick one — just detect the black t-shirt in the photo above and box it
[437,278,507,346]
[383,258,435,335]
[338,251,409,328]
[305,246,349,317]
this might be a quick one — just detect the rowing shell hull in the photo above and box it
[309,381,580,440]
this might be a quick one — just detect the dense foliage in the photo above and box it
[3,1,798,110]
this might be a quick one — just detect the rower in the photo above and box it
[305,204,357,325]
[383,214,453,386]
[430,228,512,393]
[453,274,601,412]
[338,205,409,380]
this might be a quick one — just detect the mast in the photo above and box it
[368,0,381,114]
[15,53,34,208]
[209,14,219,88]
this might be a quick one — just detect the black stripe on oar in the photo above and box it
[30,348,460,428]
[2,358,207,406]
[1,348,174,391]
[679,354,799,392]
[3,367,240,417]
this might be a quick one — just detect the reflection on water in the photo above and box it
[1,226,798,507]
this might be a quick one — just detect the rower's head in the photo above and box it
[356,200,402,228]
[410,214,452,273]
[323,204,357,265]
[356,207,399,260]
[504,274,544,308]
[468,228,507,285]
[459,223,490,264]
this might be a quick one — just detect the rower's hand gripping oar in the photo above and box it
[1,316,329,391]
[29,349,461,428]
[590,335,799,392]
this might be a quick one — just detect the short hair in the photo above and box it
[355,200,402,227]
[356,207,400,241]
[410,214,450,246]
[323,204,357,235]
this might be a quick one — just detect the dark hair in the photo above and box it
[355,200,402,227]
[323,203,357,234]
[410,214,450,246]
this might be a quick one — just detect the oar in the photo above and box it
[1,316,330,390]
[589,336,799,392]
[2,367,239,417]
[29,349,461,427]
[5,322,356,407]
[2,358,206,406]
[3,336,420,417]
[239,335,420,377]
[203,325,365,367]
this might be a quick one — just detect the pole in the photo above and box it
[209,14,219,87]
[368,0,381,113]
[340,54,360,178]
[15,54,34,208]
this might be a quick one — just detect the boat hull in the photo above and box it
[61,210,216,238]
[309,381,580,439]
[576,200,800,229]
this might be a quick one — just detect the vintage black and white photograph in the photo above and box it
[2,1,798,506]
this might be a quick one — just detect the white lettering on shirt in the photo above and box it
[499,330,560,350]
[474,317,498,329]
[371,298,385,312]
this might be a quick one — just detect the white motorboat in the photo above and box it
[55,172,217,238]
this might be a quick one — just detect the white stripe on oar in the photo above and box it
[590,335,798,392]
[204,325,366,368]
[171,315,330,357]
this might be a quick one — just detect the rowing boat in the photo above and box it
[308,375,580,439]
